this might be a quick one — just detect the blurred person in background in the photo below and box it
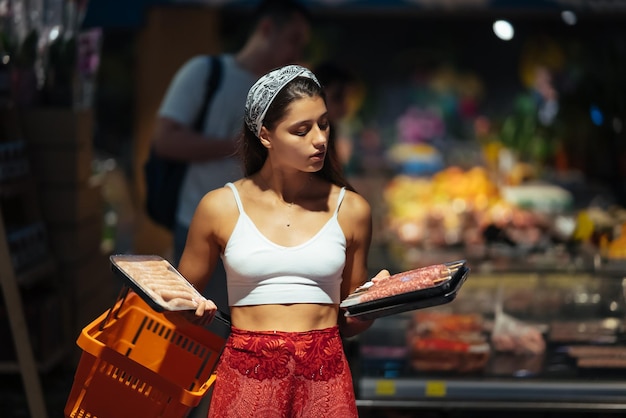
[314,61,359,173]
[152,0,312,315]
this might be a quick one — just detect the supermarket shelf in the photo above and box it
[352,270,626,413]
[358,377,626,411]
[356,398,626,412]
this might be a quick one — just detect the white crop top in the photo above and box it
[222,182,347,306]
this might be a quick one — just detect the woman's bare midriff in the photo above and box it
[230,303,340,332]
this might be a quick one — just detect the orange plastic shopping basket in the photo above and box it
[64,255,230,418]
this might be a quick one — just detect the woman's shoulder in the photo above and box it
[190,183,241,245]
[338,186,372,220]
[335,186,372,244]
[197,183,240,215]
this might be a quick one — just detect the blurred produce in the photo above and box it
[574,207,626,260]
[598,221,626,261]
[383,166,574,264]
[384,166,499,247]
[382,155,626,268]
[605,224,626,259]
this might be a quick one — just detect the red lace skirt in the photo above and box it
[208,325,358,418]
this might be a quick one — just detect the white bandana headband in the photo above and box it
[245,64,321,137]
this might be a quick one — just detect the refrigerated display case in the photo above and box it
[353,267,626,413]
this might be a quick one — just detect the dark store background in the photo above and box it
[2,1,626,417]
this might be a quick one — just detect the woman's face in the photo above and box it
[265,95,329,172]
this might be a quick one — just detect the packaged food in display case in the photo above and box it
[406,311,490,373]
[565,344,626,369]
[490,311,546,355]
[356,272,626,411]
[549,318,623,344]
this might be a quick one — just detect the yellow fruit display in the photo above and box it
[572,211,594,242]
[607,223,626,260]
[383,166,502,248]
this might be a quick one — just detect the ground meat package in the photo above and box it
[340,260,470,320]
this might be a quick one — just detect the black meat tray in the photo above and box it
[341,262,470,321]
[110,254,231,327]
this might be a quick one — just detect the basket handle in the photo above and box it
[99,285,131,331]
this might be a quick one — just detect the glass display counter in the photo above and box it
[352,270,626,413]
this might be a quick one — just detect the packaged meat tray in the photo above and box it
[340,260,470,320]
[407,311,490,373]
[565,345,626,369]
[111,254,208,312]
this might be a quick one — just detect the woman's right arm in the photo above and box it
[337,190,391,337]
[176,188,232,318]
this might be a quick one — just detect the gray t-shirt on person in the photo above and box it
[158,54,258,227]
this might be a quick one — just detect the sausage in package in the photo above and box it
[340,260,470,320]
[110,254,207,312]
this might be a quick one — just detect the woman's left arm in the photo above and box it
[337,191,389,338]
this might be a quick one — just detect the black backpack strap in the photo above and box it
[192,55,223,132]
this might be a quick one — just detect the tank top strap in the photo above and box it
[225,182,244,214]
[333,187,347,217]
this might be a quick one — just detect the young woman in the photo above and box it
[176,65,389,417]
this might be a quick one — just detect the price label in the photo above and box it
[425,380,447,397]
[375,380,396,396]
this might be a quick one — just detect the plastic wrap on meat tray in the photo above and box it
[340,260,469,320]
[111,254,205,312]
